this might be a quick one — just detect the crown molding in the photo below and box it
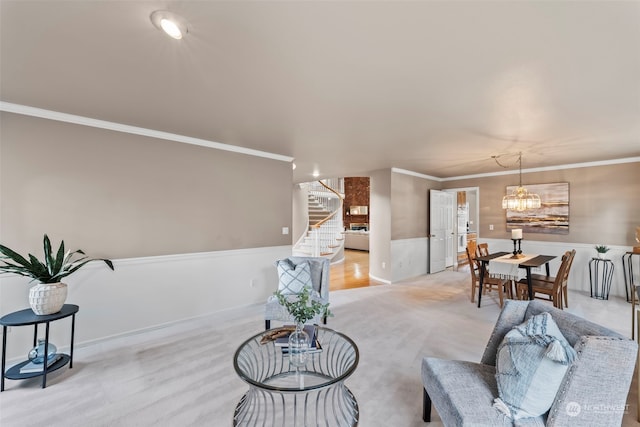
[0,101,294,163]
[393,157,640,182]
[3,101,637,177]
[441,157,640,181]
[391,168,442,181]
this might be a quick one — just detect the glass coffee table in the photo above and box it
[233,326,359,426]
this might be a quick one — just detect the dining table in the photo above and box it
[475,251,557,308]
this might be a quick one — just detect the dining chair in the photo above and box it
[515,251,573,309]
[467,239,478,268]
[459,239,478,272]
[475,242,515,300]
[559,248,576,308]
[528,249,576,308]
[465,247,511,307]
[476,242,489,258]
[466,247,480,303]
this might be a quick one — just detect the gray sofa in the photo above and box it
[422,300,637,426]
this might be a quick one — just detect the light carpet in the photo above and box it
[0,269,637,426]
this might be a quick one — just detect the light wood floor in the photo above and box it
[329,249,384,291]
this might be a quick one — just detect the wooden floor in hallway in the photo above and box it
[329,249,385,291]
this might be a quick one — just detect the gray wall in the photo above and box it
[291,184,309,247]
[369,169,392,282]
[0,112,293,358]
[382,162,639,283]
[389,171,440,281]
[390,172,439,240]
[442,162,640,246]
[0,112,292,257]
[467,190,478,232]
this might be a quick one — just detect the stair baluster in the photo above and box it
[293,179,345,259]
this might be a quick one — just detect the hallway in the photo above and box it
[329,249,384,291]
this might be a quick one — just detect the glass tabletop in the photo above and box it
[233,326,359,392]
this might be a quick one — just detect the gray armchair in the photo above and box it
[264,256,330,330]
[422,300,637,426]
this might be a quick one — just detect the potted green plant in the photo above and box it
[275,286,331,366]
[594,245,610,259]
[0,234,114,315]
[274,286,331,327]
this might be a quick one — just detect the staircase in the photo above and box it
[293,179,345,259]
[308,195,333,228]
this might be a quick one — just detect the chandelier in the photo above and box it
[494,152,541,211]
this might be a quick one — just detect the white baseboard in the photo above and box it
[369,273,392,284]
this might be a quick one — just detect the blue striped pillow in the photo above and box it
[494,312,577,419]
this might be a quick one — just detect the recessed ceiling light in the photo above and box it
[150,10,189,40]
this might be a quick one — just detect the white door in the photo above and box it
[429,190,455,273]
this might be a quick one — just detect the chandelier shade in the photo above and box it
[502,186,541,211]
[496,152,541,212]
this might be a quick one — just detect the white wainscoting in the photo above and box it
[480,239,636,300]
[0,246,291,360]
[390,237,429,282]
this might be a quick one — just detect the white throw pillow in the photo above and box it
[276,259,313,295]
[494,312,577,420]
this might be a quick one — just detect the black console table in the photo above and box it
[1,304,78,391]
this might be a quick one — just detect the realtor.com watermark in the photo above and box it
[565,401,630,417]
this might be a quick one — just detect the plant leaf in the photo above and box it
[28,254,50,282]
[52,239,65,276]
[43,234,54,275]
[52,258,114,280]
[0,244,32,269]
[274,286,330,324]
[102,259,115,270]
[0,235,114,284]
[0,263,38,278]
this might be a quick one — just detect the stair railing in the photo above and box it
[305,179,345,257]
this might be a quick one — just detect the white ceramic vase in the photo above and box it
[29,282,67,315]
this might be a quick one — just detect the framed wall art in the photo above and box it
[506,182,569,235]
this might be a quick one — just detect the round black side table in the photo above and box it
[1,304,79,391]
[589,258,615,300]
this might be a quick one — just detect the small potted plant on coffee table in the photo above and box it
[275,286,331,366]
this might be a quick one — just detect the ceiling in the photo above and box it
[1,1,639,183]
